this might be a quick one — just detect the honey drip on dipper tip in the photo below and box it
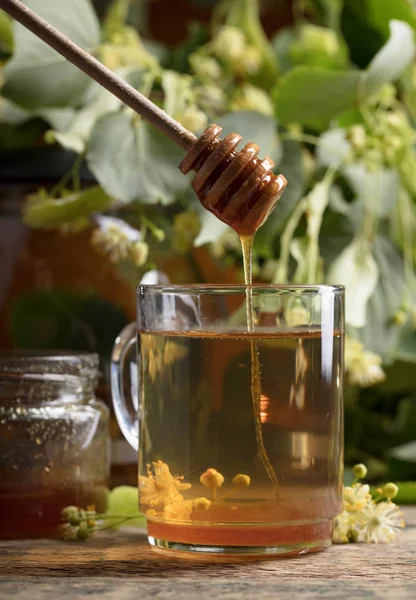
[179,124,287,236]
[181,125,287,501]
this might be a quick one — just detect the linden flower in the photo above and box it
[139,461,192,507]
[343,483,371,512]
[200,468,224,489]
[163,498,194,521]
[92,216,149,267]
[230,85,274,117]
[175,106,208,134]
[189,54,222,81]
[345,337,386,388]
[359,501,405,544]
[212,26,246,62]
[232,474,251,488]
[193,497,211,511]
[332,510,354,544]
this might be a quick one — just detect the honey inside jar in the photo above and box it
[0,352,109,539]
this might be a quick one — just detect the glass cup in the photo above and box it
[111,284,344,557]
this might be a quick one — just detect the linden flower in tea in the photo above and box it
[138,461,192,507]
[139,462,251,520]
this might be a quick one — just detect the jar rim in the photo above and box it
[0,350,99,377]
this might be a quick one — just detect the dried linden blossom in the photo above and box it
[138,460,192,508]
[333,465,405,545]
[139,462,250,521]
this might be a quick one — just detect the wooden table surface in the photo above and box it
[1,507,415,600]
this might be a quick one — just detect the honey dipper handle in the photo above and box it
[0,0,197,150]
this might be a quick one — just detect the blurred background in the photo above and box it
[1,0,415,489]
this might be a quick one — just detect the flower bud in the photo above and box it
[68,513,82,527]
[230,84,274,117]
[76,523,90,541]
[189,54,222,81]
[383,482,399,499]
[392,310,407,326]
[176,107,208,134]
[193,497,211,510]
[347,528,359,543]
[200,468,224,489]
[130,241,149,267]
[213,26,245,61]
[232,474,251,488]
[60,506,79,522]
[353,464,368,480]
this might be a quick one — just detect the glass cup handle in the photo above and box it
[111,322,139,451]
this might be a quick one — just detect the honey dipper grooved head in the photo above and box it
[179,124,287,236]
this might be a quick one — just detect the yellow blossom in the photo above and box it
[130,241,149,267]
[200,468,224,489]
[163,499,194,521]
[345,337,386,387]
[139,461,191,507]
[212,26,246,62]
[332,510,354,544]
[353,464,368,480]
[383,483,399,499]
[193,497,212,511]
[232,474,251,488]
[343,483,371,512]
[230,85,274,117]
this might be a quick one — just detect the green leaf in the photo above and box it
[218,111,281,164]
[359,237,406,360]
[343,165,399,218]
[362,20,415,99]
[0,97,28,125]
[367,0,416,39]
[46,83,121,153]
[387,442,416,480]
[11,289,127,354]
[273,21,415,129]
[87,112,189,204]
[0,9,13,57]
[255,140,305,255]
[317,0,343,31]
[273,67,360,129]
[23,186,112,228]
[272,28,296,73]
[327,238,379,328]
[161,70,191,118]
[395,327,416,363]
[317,128,351,167]
[2,0,100,108]
[106,486,145,528]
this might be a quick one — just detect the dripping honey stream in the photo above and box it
[241,236,280,502]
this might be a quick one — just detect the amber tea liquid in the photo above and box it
[139,326,343,553]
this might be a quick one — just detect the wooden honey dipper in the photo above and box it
[0,0,287,235]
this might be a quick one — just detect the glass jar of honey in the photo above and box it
[0,351,109,539]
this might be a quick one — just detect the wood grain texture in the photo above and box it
[1,507,415,600]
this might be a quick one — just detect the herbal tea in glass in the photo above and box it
[113,285,344,556]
